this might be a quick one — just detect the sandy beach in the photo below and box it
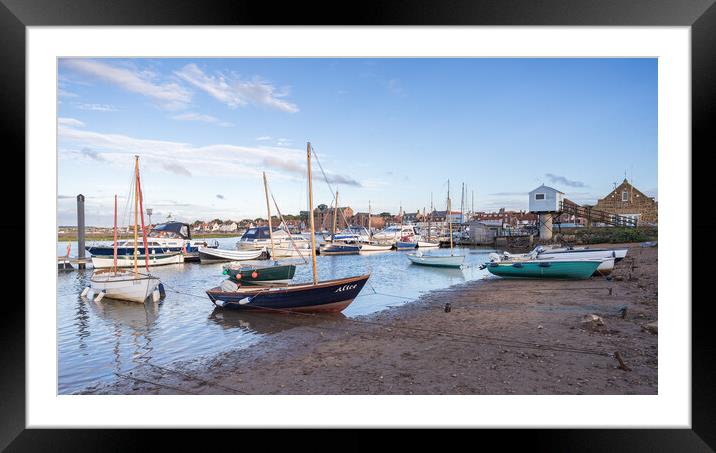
[84,242,657,395]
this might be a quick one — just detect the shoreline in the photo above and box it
[81,242,657,395]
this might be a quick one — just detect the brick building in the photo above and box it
[593,179,657,224]
[317,206,354,231]
[352,212,386,230]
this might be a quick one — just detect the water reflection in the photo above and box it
[208,308,346,335]
[86,298,163,374]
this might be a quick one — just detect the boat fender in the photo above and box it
[238,296,253,305]
[538,262,551,268]
[251,271,258,279]
[223,269,229,275]
[81,287,91,298]
[158,283,166,297]
[152,289,161,302]
[94,290,106,302]
[512,263,524,268]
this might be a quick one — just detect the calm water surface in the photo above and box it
[57,237,495,393]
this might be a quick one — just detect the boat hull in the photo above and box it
[417,241,440,248]
[89,271,160,303]
[358,243,393,252]
[198,247,265,263]
[223,263,297,283]
[206,274,370,312]
[407,253,465,268]
[395,241,417,250]
[319,243,361,255]
[486,260,601,279]
[91,252,184,268]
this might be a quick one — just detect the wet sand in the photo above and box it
[84,243,657,395]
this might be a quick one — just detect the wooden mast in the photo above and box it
[448,180,454,254]
[133,156,139,275]
[113,194,118,274]
[331,191,339,242]
[262,172,276,261]
[428,193,432,242]
[368,200,372,241]
[136,158,150,272]
[306,142,318,285]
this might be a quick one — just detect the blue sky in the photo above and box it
[57,58,657,226]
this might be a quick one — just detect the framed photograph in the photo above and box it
[5,0,714,449]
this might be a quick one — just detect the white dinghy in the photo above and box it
[198,246,266,263]
[92,251,184,268]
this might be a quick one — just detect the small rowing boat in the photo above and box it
[223,261,297,284]
[198,247,266,263]
[406,251,464,268]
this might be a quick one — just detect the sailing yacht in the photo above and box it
[84,157,162,303]
[207,143,369,312]
[407,181,465,268]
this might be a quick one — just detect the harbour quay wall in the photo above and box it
[488,226,658,252]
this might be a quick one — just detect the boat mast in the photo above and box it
[113,194,118,274]
[262,172,276,261]
[306,142,318,285]
[332,191,339,242]
[368,200,372,241]
[136,157,150,272]
[428,193,432,242]
[133,156,139,275]
[448,180,454,254]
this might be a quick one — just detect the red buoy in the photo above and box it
[235,273,242,279]
[251,271,258,279]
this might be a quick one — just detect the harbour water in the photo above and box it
[57,237,494,394]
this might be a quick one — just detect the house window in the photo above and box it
[535,193,545,200]
[622,191,629,201]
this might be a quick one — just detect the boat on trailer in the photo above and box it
[207,142,370,312]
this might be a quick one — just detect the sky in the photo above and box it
[57,58,657,227]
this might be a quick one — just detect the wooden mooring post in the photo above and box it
[77,194,86,269]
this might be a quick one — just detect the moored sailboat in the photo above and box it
[407,181,465,268]
[207,142,369,312]
[84,157,162,303]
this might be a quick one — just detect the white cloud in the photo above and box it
[256,136,273,141]
[58,125,360,186]
[175,64,299,113]
[63,59,192,110]
[170,112,219,123]
[74,103,118,112]
[58,117,85,127]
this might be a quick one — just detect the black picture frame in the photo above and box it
[3,0,713,450]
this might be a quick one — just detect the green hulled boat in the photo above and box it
[485,259,602,279]
[223,262,296,284]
